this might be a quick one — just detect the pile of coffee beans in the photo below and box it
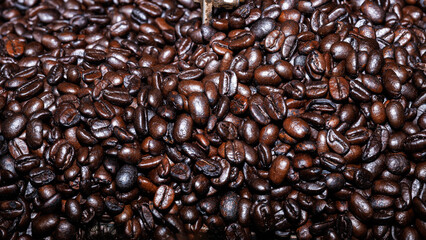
[0,0,425,239]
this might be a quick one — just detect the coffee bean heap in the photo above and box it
[0,0,425,239]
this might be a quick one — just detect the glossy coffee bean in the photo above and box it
[349,192,373,221]
[386,101,404,129]
[154,185,175,210]
[269,156,290,185]
[188,93,210,126]
[220,191,239,222]
[116,165,138,191]
[251,18,276,40]
[254,65,281,86]
[32,213,59,237]
[283,117,310,139]
[1,113,27,139]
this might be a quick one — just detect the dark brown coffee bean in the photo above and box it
[55,104,81,127]
[15,154,40,173]
[225,140,245,165]
[229,31,255,51]
[264,93,287,121]
[9,138,29,159]
[249,95,271,125]
[32,213,59,237]
[254,65,281,86]
[330,42,353,60]
[349,192,373,221]
[116,165,137,191]
[320,152,346,172]
[48,140,75,171]
[118,143,142,165]
[329,77,350,101]
[173,114,193,143]
[230,94,248,115]
[29,167,56,186]
[218,70,238,97]
[195,158,222,178]
[251,201,274,232]
[46,64,64,85]
[170,163,191,182]
[386,153,410,176]
[154,185,175,210]
[360,0,385,24]
[220,191,239,222]
[5,37,25,58]
[383,70,402,98]
[2,113,27,139]
[94,100,115,120]
[327,129,350,155]
[404,132,426,152]
[251,18,276,40]
[386,101,405,129]
[188,93,210,126]
[283,117,310,139]
[269,156,290,185]
[148,115,167,140]
[274,60,293,81]
[265,30,285,52]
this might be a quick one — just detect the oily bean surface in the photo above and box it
[0,0,424,239]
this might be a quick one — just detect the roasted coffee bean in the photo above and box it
[8,138,29,160]
[264,93,287,120]
[15,155,40,173]
[225,140,245,165]
[220,191,239,222]
[84,49,106,63]
[48,140,75,170]
[195,158,222,178]
[118,143,142,165]
[327,129,350,155]
[148,115,167,140]
[362,127,388,162]
[2,113,27,140]
[229,31,255,51]
[329,77,350,101]
[5,37,25,58]
[265,30,285,53]
[386,153,410,176]
[320,152,346,172]
[219,70,238,97]
[172,114,193,143]
[254,65,281,86]
[386,101,405,129]
[249,95,271,125]
[188,93,210,126]
[360,0,385,24]
[29,167,56,186]
[55,104,81,127]
[349,192,373,221]
[26,119,43,149]
[32,213,59,237]
[116,165,137,192]
[170,163,191,182]
[251,18,276,40]
[325,173,345,192]
[154,185,175,210]
[383,70,402,98]
[269,156,290,185]
[230,94,248,115]
[283,117,310,139]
